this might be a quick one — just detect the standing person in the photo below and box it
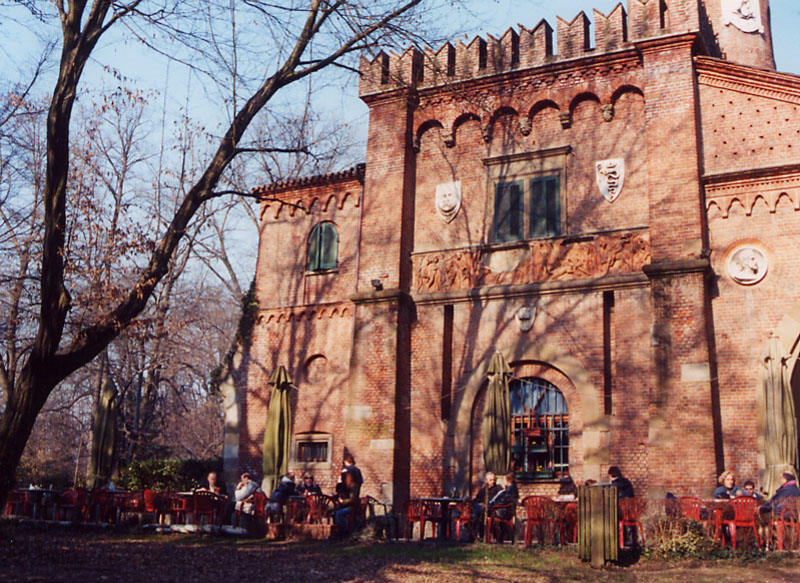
[342,453,363,490]
[713,470,746,499]
[608,466,634,499]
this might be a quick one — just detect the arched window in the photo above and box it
[307,222,338,271]
[509,377,569,480]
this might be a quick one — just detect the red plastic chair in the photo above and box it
[419,499,443,539]
[168,494,189,525]
[486,502,516,544]
[560,502,578,545]
[192,490,219,525]
[57,488,88,522]
[769,497,800,551]
[618,498,647,549]
[85,489,116,523]
[522,496,552,547]
[306,494,334,524]
[405,499,422,539]
[452,500,473,541]
[679,496,712,532]
[3,490,32,517]
[721,497,761,549]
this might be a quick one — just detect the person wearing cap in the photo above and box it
[297,473,322,496]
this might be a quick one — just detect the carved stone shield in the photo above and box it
[515,306,536,332]
[595,158,625,203]
[721,0,763,33]
[435,181,462,223]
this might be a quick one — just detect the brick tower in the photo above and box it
[699,0,776,69]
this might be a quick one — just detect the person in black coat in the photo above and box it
[608,466,635,499]
[297,474,323,496]
[769,472,800,512]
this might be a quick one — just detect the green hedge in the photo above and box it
[117,458,223,491]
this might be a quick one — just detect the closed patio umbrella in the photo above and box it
[761,335,798,497]
[262,366,293,495]
[482,352,512,476]
[88,374,117,489]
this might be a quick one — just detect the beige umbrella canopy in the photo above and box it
[761,335,798,497]
[482,352,512,476]
[262,366,293,496]
[87,375,117,489]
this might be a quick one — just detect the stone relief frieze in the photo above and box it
[412,231,650,293]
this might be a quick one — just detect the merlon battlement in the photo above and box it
[359,0,695,97]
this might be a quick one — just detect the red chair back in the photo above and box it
[730,496,759,523]
[143,489,160,513]
[306,494,333,524]
[522,496,552,522]
[619,497,647,521]
[251,491,267,518]
[679,496,704,521]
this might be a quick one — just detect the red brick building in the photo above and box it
[225,0,800,504]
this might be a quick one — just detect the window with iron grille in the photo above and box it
[509,377,569,481]
[296,440,329,463]
[307,222,338,271]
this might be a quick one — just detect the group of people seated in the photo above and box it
[216,453,364,535]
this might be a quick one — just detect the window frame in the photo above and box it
[307,221,338,272]
[509,377,569,482]
[290,432,332,471]
[484,146,570,245]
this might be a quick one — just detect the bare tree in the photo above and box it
[0,0,429,504]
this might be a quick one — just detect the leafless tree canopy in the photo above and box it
[0,0,431,501]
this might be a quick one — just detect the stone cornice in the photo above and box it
[643,258,712,279]
[696,56,800,105]
[413,273,649,306]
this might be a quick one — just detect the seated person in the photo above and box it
[713,470,746,499]
[198,471,228,497]
[488,473,518,520]
[768,472,800,513]
[297,473,323,496]
[267,472,297,516]
[743,480,762,500]
[334,471,361,534]
[555,476,578,501]
[609,466,634,499]
[471,471,503,535]
[234,473,261,517]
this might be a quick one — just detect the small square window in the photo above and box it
[290,433,332,470]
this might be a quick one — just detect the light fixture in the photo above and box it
[371,279,383,291]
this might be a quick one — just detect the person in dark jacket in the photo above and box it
[608,466,634,499]
[267,473,297,514]
[471,471,503,538]
[713,470,746,499]
[768,472,800,512]
[334,470,361,534]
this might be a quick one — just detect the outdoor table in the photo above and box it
[415,496,462,540]
[701,499,732,543]
[17,488,60,520]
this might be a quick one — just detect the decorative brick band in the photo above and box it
[705,164,800,218]
[258,304,353,325]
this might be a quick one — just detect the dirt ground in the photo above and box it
[2,523,799,583]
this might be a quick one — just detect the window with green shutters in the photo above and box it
[491,174,561,243]
[307,222,338,271]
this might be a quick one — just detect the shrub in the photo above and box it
[117,458,222,491]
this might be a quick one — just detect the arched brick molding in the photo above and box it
[449,342,608,489]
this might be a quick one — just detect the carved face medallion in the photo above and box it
[595,158,625,203]
[435,181,462,223]
[727,245,768,285]
[515,306,535,332]
[721,0,763,33]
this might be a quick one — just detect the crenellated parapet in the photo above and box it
[359,1,690,98]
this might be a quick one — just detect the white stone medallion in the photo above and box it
[515,306,536,332]
[727,245,768,285]
[435,180,462,223]
[721,0,764,33]
[595,158,625,203]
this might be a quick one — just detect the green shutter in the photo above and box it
[319,223,338,269]
[308,224,320,270]
[494,181,523,243]
[529,175,560,238]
